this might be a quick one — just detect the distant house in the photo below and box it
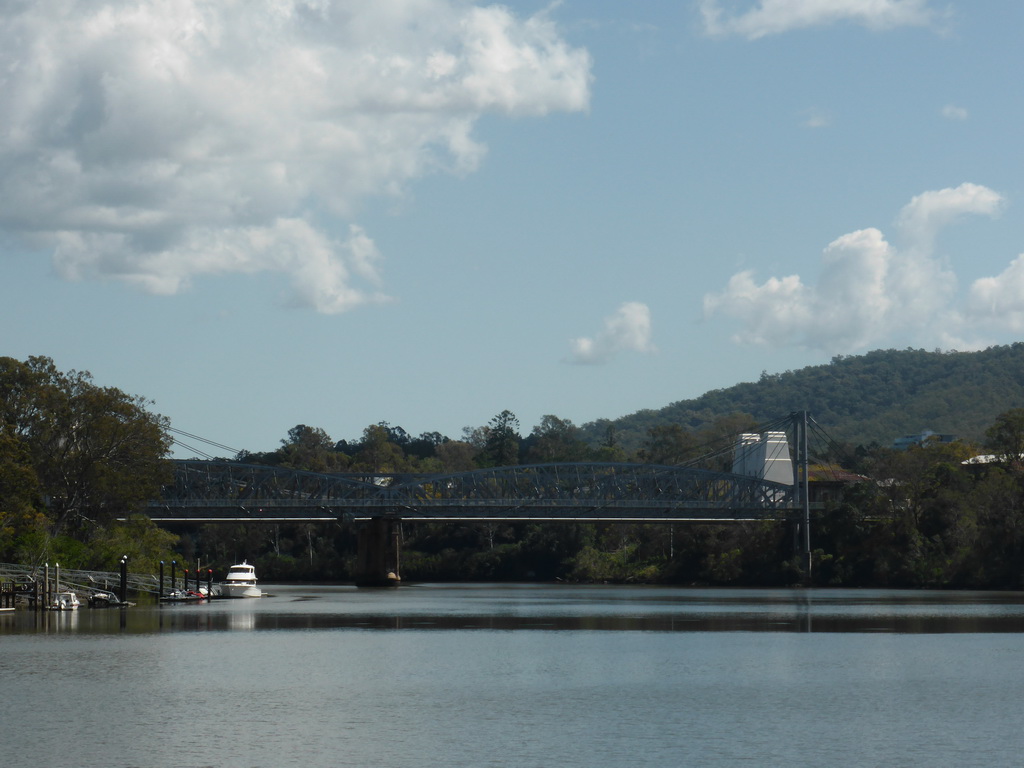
[892,429,957,451]
[962,454,998,466]
[962,453,1024,471]
[808,465,868,505]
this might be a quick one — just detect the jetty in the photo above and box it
[0,560,224,608]
[0,561,158,609]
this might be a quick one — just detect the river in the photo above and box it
[3,584,1024,767]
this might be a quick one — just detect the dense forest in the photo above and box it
[5,346,1024,589]
[578,344,1024,453]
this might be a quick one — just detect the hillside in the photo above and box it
[580,344,1024,452]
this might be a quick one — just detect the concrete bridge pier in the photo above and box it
[354,517,401,587]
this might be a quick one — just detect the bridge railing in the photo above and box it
[149,460,803,522]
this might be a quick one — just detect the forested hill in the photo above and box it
[581,344,1024,452]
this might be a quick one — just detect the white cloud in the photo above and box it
[567,302,656,365]
[942,103,968,121]
[0,1,591,313]
[704,183,1005,353]
[967,256,1024,333]
[699,0,938,39]
[896,182,1004,252]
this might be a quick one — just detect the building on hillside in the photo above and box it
[807,465,869,505]
[962,454,998,466]
[892,429,956,451]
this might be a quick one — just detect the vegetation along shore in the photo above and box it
[4,345,1024,588]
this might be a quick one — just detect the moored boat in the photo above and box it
[89,590,137,608]
[48,591,80,611]
[220,561,261,598]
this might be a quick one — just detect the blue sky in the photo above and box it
[3,0,1023,456]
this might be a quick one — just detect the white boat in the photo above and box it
[49,591,80,611]
[220,561,261,598]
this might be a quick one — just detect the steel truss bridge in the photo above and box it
[148,460,805,524]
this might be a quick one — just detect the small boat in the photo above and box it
[220,561,261,598]
[49,591,80,611]
[88,590,136,608]
[88,590,121,608]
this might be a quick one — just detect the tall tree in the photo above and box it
[0,355,172,539]
[482,410,521,467]
[0,428,45,559]
[525,415,587,463]
[351,423,408,473]
[279,424,348,472]
[406,431,447,460]
[986,408,1024,463]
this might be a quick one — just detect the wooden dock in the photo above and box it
[0,582,17,612]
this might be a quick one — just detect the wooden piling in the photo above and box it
[119,556,128,604]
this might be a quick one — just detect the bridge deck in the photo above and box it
[148,460,813,524]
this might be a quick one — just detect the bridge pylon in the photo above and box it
[354,516,401,587]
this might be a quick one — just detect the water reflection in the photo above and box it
[2,589,1024,638]
[3,585,1024,635]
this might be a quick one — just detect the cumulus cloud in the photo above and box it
[699,0,938,39]
[967,256,1024,333]
[567,302,656,365]
[704,183,1009,352]
[0,1,591,312]
[896,182,1004,253]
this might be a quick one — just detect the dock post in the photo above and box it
[207,569,213,597]
[119,556,128,604]
[170,561,176,592]
[159,561,164,600]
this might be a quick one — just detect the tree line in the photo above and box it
[5,353,1024,589]
[0,356,177,573]
[193,406,1024,589]
[580,343,1024,453]
[237,410,762,473]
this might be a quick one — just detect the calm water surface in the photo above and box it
[3,584,1024,767]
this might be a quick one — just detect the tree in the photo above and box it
[986,408,1024,464]
[279,424,348,472]
[406,431,447,460]
[0,356,173,547]
[434,440,478,472]
[639,424,697,465]
[0,428,45,560]
[525,415,587,463]
[92,515,180,574]
[380,423,411,447]
[482,410,521,467]
[351,423,408,473]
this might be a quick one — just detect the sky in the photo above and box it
[2,0,1023,457]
